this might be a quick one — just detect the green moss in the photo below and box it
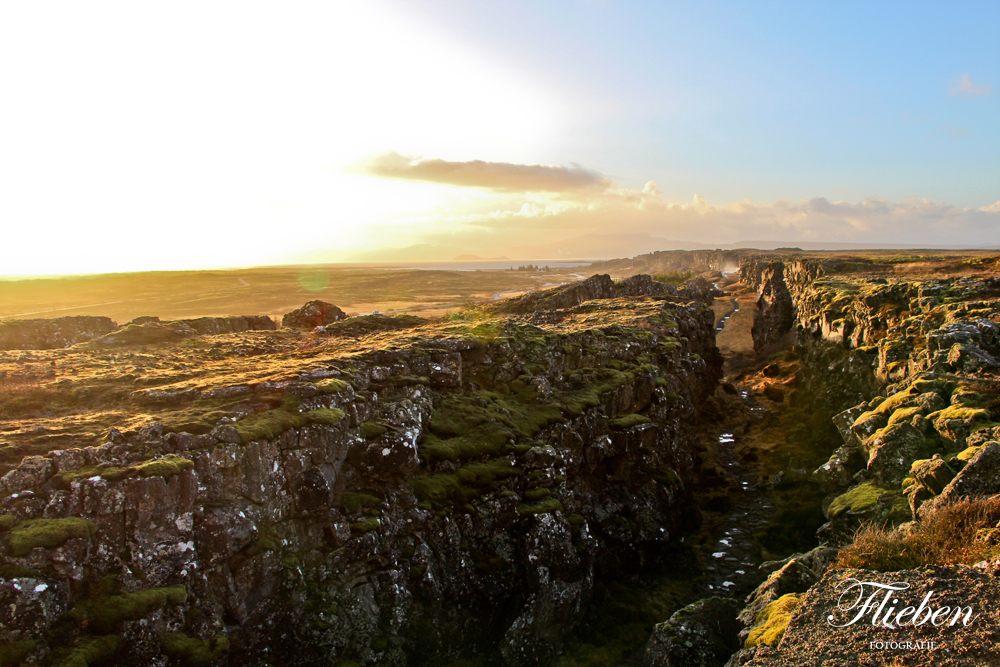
[359,421,388,439]
[133,455,195,479]
[0,562,41,579]
[315,378,349,394]
[350,517,379,533]
[159,632,230,667]
[55,635,120,667]
[410,564,427,577]
[524,487,552,501]
[516,498,564,516]
[828,482,891,519]
[608,414,652,429]
[0,639,35,666]
[341,492,381,513]
[233,404,345,443]
[65,585,187,633]
[0,515,13,532]
[7,517,96,557]
[745,593,801,648]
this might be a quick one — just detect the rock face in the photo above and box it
[739,565,1000,667]
[0,316,117,350]
[751,262,795,354]
[91,316,277,345]
[0,290,721,666]
[282,300,347,329]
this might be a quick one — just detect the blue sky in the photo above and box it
[0,1,996,274]
[394,0,997,206]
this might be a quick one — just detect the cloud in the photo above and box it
[391,185,1000,255]
[948,74,991,97]
[946,125,970,137]
[356,151,614,193]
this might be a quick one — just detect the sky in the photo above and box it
[0,1,997,275]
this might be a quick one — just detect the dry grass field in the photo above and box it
[0,265,587,324]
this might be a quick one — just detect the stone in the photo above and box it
[645,597,742,667]
[281,300,347,329]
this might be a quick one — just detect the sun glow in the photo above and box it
[0,1,559,275]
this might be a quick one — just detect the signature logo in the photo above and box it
[826,579,976,629]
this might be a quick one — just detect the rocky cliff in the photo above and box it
[0,278,723,666]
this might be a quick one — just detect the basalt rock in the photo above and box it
[282,300,348,329]
[645,596,742,667]
[0,316,117,350]
[0,292,722,666]
[751,262,795,354]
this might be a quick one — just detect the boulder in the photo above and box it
[927,442,1000,510]
[864,422,937,487]
[282,300,347,329]
[645,597,742,667]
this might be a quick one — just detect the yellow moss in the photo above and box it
[745,593,801,648]
[887,406,923,427]
[828,482,890,519]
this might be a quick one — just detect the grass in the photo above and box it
[65,585,187,633]
[6,517,96,556]
[745,594,801,648]
[833,496,1000,571]
[159,633,230,667]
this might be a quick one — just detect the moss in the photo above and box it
[233,405,345,443]
[952,445,984,462]
[280,554,301,568]
[159,632,229,667]
[55,635,121,667]
[608,414,652,429]
[887,406,923,427]
[827,482,891,519]
[745,593,801,648]
[524,487,552,501]
[0,639,35,666]
[350,517,379,533]
[0,515,13,532]
[359,421,388,439]
[516,498,564,516]
[133,455,195,479]
[315,378,349,394]
[65,585,187,633]
[931,405,990,423]
[7,517,96,557]
[340,492,381,513]
[409,564,427,577]
[0,562,41,579]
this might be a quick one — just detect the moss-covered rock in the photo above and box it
[65,585,187,633]
[6,517,96,557]
[159,632,229,667]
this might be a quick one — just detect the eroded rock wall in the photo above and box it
[0,297,721,666]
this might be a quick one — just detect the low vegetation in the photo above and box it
[833,497,1000,571]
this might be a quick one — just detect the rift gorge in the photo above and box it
[3,251,1000,667]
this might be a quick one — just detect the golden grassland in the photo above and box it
[0,265,586,323]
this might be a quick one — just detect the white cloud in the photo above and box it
[948,74,992,97]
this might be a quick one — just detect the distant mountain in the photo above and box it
[503,233,715,259]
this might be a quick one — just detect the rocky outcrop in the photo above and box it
[91,316,277,346]
[495,273,717,315]
[751,262,795,354]
[282,300,347,329]
[0,293,721,666]
[0,316,117,350]
[645,597,742,667]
